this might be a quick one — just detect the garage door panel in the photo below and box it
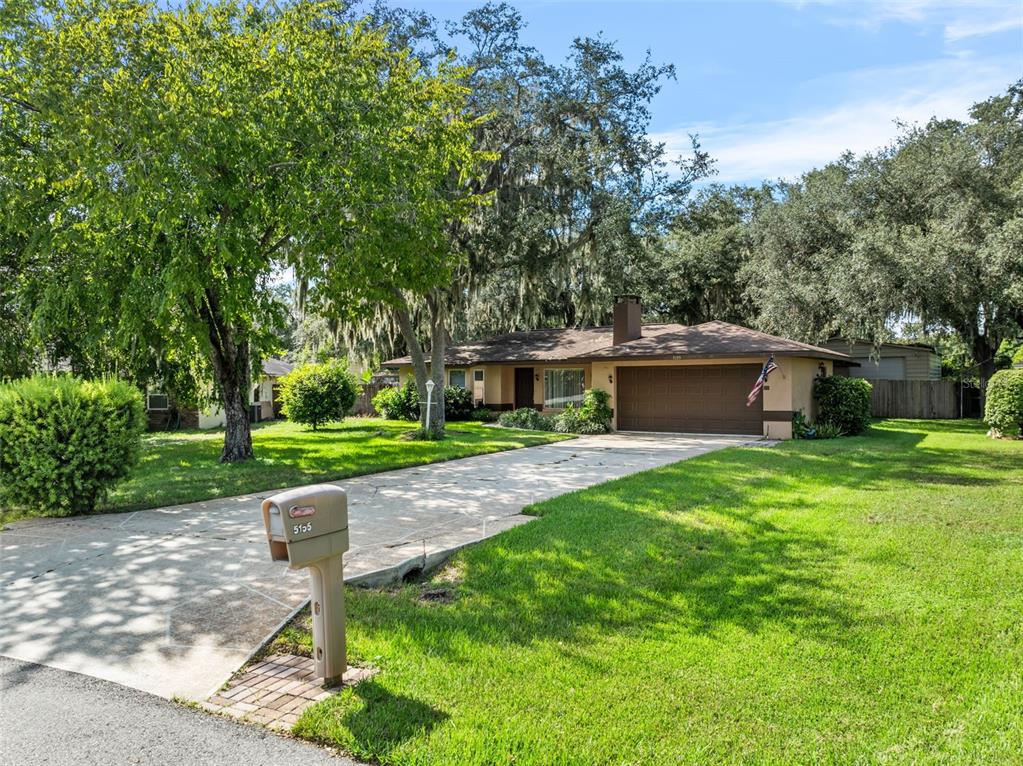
[617,365,763,434]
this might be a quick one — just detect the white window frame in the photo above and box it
[543,368,586,410]
[448,369,468,389]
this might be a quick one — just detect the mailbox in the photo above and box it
[261,484,349,685]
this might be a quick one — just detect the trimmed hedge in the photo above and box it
[814,376,872,435]
[0,376,145,516]
[984,368,1023,438]
[279,361,360,430]
[372,381,475,422]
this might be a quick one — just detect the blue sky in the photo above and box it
[416,0,1023,185]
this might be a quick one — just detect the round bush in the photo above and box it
[0,376,145,516]
[984,368,1023,437]
[372,381,419,420]
[814,376,872,435]
[444,386,474,421]
[279,361,360,430]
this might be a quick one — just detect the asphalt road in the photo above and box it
[0,657,358,765]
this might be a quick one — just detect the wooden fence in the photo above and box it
[351,382,389,416]
[870,379,960,419]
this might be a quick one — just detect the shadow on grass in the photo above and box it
[346,423,1019,665]
[345,681,449,749]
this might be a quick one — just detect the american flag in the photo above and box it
[747,356,778,407]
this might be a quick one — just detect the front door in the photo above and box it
[514,367,535,410]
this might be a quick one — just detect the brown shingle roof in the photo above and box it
[383,324,684,366]
[581,321,850,361]
[383,320,848,366]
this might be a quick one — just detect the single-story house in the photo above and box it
[822,339,941,381]
[383,297,850,439]
[146,357,294,430]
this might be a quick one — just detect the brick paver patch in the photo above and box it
[202,654,376,730]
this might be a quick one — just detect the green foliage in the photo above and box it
[4,0,481,461]
[553,404,605,435]
[579,389,613,431]
[647,185,768,326]
[812,421,845,439]
[792,410,811,439]
[471,407,496,422]
[814,376,872,435]
[0,376,145,516]
[553,391,612,434]
[372,381,420,421]
[498,408,555,431]
[444,386,474,422]
[994,338,1023,371]
[750,83,1023,385]
[279,362,360,430]
[984,369,1023,437]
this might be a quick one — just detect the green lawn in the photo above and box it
[274,420,1022,765]
[93,419,569,514]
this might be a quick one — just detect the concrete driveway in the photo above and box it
[0,432,753,700]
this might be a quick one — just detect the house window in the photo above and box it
[543,369,585,409]
[147,391,169,411]
[448,369,467,389]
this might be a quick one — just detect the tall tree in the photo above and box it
[646,184,768,326]
[308,2,708,436]
[750,83,1023,394]
[3,0,479,457]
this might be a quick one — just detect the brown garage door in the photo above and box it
[617,365,763,434]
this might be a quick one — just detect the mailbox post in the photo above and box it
[261,484,349,686]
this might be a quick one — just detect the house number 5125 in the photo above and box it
[293,522,313,535]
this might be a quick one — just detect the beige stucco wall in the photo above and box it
[393,356,832,439]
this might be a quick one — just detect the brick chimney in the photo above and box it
[613,295,642,345]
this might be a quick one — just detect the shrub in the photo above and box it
[551,390,612,434]
[792,410,812,439]
[579,389,612,432]
[471,407,496,422]
[279,361,360,430]
[444,386,474,421]
[553,403,582,433]
[813,421,845,439]
[0,376,145,516]
[498,407,554,431]
[984,368,1023,438]
[373,381,419,421]
[814,376,872,435]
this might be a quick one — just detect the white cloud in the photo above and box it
[779,0,1023,41]
[944,10,1023,41]
[657,56,1019,185]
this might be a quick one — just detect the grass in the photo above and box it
[271,420,1022,765]
[87,419,567,514]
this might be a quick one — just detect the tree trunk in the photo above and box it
[392,290,446,437]
[200,288,254,462]
[972,334,999,412]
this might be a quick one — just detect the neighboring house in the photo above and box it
[822,339,941,381]
[383,296,850,439]
[146,358,294,430]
